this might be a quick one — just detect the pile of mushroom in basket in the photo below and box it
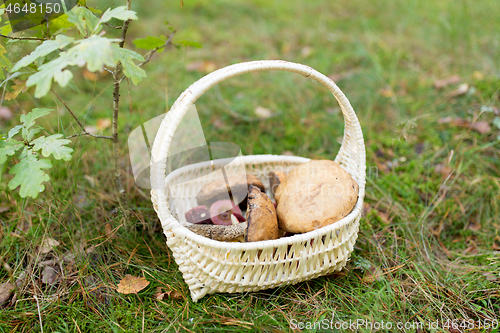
[150,60,366,302]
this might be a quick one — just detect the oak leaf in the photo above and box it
[116,275,149,294]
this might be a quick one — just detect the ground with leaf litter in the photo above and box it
[1,0,499,332]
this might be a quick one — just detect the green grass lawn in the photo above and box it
[1,0,500,331]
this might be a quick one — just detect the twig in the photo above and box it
[118,32,175,84]
[67,132,113,140]
[0,34,45,41]
[112,0,132,205]
[103,67,115,75]
[51,89,112,140]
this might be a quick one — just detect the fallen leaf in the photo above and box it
[254,106,272,119]
[493,236,500,251]
[362,265,383,283]
[439,117,491,134]
[281,151,294,156]
[0,207,9,213]
[0,106,13,121]
[96,118,112,130]
[433,75,461,89]
[463,245,478,255]
[84,175,96,187]
[213,118,224,129]
[447,83,469,97]
[84,125,97,134]
[39,237,60,254]
[434,163,453,177]
[379,88,394,98]
[0,282,15,306]
[301,46,312,58]
[154,287,184,301]
[471,121,491,134]
[83,69,100,81]
[472,71,484,80]
[5,79,28,101]
[186,61,216,73]
[467,221,481,232]
[105,223,117,239]
[116,275,149,294]
[41,265,58,285]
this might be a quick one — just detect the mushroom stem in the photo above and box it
[185,222,247,241]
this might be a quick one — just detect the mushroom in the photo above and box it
[185,206,211,224]
[245,185,279,242]
[268,171,286,198]
[209,200,244,225]
[186,222,247,241]
[196,174,265,210]
[275,160,359,233]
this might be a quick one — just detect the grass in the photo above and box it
[1,0,500,331]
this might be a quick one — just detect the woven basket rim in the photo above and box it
[165,154,365,250]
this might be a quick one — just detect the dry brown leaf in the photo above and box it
[105,223,117,239]
[41,265,58,285]
[281,151,294,156]
[96,118,112,130]
[301,46,312,58]
[467,221,481,232]
[0,282,15,306]
[84,175,96,187]
[492,236,500,251]
[434,163,453,177]
[0,106,13,121]
[213,118,224,129]
[84,125,97,134]
[5,79,28,101]
[154,286,184,301]
[471,121,491,134]
[83,69,99,81]
[433,75,461,89]
[254,106,272,119]
[0,207,9,213]
[379,88,394,98]
[464,244,478,255]
[116,275,149,294]
[362,265,383,283]
[40,237,60,254]
[473,71,484,80]
[186,60,216,73]
[447,83,469,97]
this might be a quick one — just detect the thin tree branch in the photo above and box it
[138,32,175,68]
[103,67,115,75]
[67,132,113,140]
[112,0,132,203]
[0,34,45,41]
[51,89,111,140]
[118,32,175,84]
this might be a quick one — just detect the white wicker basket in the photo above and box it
[150,60,366,302]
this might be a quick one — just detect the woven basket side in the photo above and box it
[158,156,361,301]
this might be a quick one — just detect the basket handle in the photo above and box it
[151,60,366,199]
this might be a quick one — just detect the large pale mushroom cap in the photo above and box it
[275,160,359,233]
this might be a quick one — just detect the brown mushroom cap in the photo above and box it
[245,185,279,242]
[275,160,359,233]
[196,174,265,208]
[269,171,287,197]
